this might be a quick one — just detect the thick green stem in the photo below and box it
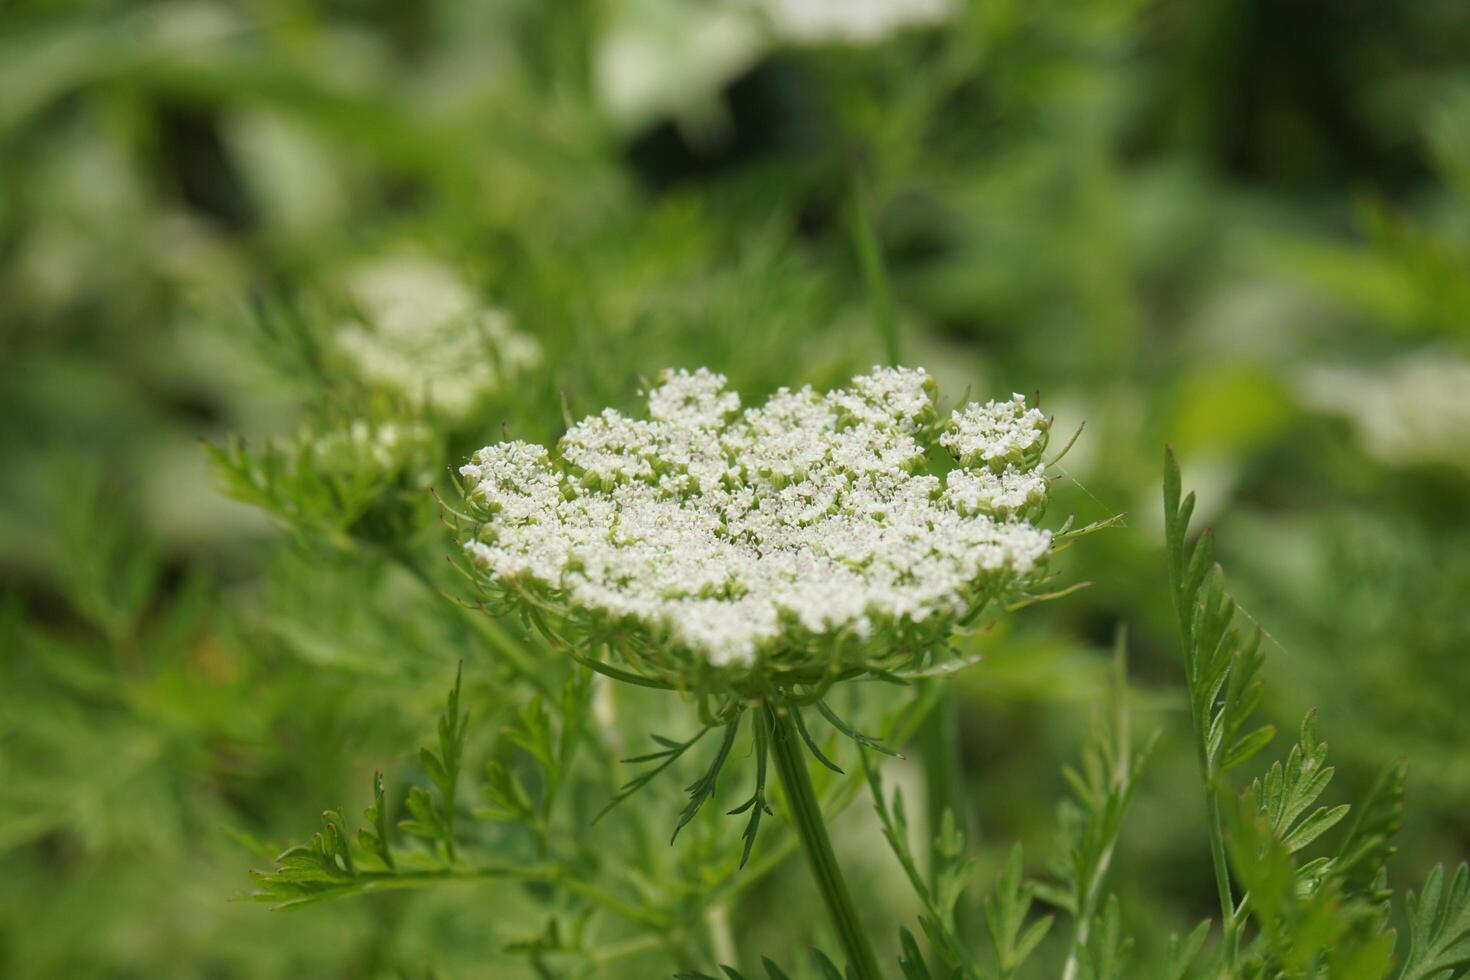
[765,702,883,980]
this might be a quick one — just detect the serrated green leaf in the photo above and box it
[420,747,448,791]
[1163,920,1210,980]
[1401,864,1470,980]
[1282,803,1350,853]
[1222,724,1276,771]
[1333,759,1407,895]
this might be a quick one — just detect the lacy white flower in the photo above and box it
[939,394,1049,467]
[336,254,541,419]
[457,367,1052,686]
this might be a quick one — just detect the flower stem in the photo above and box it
[917,685,965,877]
[765,702,883,980]
[1196,735,1238,964]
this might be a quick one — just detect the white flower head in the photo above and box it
[336,253,541,419]
[940,393,1049,470]
[458,367,1054,689]
[945,465,1049,520]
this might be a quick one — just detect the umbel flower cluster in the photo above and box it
[456,367,1053,693]
[337,254,542,419]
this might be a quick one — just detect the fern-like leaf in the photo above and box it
[985,843,1054,979]
[727,706,774,868]
[1400,864,1470,980]
[673,710,743,843]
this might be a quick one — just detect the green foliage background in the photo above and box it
[3,0,1469,976]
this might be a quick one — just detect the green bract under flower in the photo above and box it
[457,367,1052,688]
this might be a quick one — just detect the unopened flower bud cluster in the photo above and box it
[459,367,1052,676]
[310,419,436,480]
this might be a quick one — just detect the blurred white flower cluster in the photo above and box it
[756,0,953,44]
[337,255,541,419]
[458,367,1051,680]
[1299,354,1470,472]
[596,0,954,132]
